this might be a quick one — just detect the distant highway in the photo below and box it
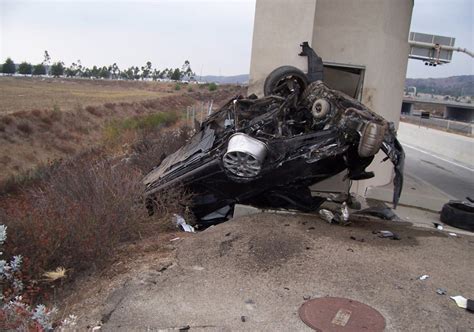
[403,144,474,200]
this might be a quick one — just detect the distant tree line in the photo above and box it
[0,51,195,81]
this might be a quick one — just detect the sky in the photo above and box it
[0,0,473,78]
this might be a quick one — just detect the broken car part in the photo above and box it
[172,214,195,233]
[440,200,474,232]
[143,43,404,226]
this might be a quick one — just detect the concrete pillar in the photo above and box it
[248,0,317,96]
[248,0,414,197]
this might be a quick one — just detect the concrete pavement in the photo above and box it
[69,213,474,331]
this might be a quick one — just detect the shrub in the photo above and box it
[174,83,181,91]
[17,122,33,135]
[1,116,13,125]
[2,151,148,278]
[104,103,116,110]
[0,226,78,331]
[1,128,192,281]
[187,86,194,92]
[208,82,217,91]
[85,105,101,117]
[104,111,179,142]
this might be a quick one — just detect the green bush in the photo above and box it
[208,82,217,91]
[104,111,179,141]
[174,83,181,91]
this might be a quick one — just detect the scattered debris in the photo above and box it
[450,296,468,308]
[448,232,458,237]
[240,316,247,322]
[341,202,350,222]
[350,236,365,242]
[436,288,447,295]
[440,200,474,232]
[450,295,474,312]
[374,230,401,240]
[178,325,190,331]
[319,209,335,224]
[433,223,444,230]
[192,265,204,271]
[418,275,430,281]
[347,248,354,252]
[143,42,404,227]
[303,295,311,300]
[172,214,195,233]
[170,237,181,242]
[42,267,67,281]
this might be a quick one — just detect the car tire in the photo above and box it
[440,201,474,232]
[263,66,309,97]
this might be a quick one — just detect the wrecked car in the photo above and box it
[143,42,404,225]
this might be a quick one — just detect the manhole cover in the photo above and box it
[299,297,385,332]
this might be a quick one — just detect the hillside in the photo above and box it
[405,75,473,97]
[200,74,249,84]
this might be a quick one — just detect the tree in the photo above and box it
[151,69,161,81]
[124,67,134,80]
[170,68,181,81]
[90,66,100,79]
[110,63,120,79]
[181,60,194,80]
[65,62,80,77]
[18,62,32,75]
[141,61,152,80]
[50,62,65,77]
[2,58,16,75]
[99,66,110,79]
[133,66,140,80]
[42,50,51,75]
[32,64,46,76]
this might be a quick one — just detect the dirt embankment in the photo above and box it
[0,80,244,181]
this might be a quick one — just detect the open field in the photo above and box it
[0,77,180,114]
[0,77,244,183]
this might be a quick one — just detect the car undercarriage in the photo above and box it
[143,43,405,225]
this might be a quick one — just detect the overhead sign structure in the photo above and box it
[408,32,455,65]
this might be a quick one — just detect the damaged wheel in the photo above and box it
[264,65,308,98]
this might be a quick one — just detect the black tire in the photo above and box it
[263,65,309,97]
[440,201,474,232]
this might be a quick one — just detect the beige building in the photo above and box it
[249,0,414,195]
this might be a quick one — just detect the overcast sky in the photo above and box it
[0,0,472,78]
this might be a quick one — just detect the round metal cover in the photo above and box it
[299,297,385,332]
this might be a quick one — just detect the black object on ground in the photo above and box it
[440,200,474,232]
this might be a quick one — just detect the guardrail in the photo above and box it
[400,114,473,136]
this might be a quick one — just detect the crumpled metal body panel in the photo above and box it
[144,80,404,222]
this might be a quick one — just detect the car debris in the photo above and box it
[373,230,401,240]
[172,214,195,233]
[319,209,336,224]
[433,222,444,230]
[440,199,474,232]
[143,42,404,226]
[436,288,447,295]
[450,296,474,312]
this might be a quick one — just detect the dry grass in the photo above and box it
[0,77,180,115]
[0,78,244,182]
[0,128,191,282]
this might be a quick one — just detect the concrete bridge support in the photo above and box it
[249,0,414,196]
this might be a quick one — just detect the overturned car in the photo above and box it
[143,43,404,225]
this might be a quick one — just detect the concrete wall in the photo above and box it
[310,0,413,194]
[398,122,474,167]
[249,0,414,196]
[248,0,317,96]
